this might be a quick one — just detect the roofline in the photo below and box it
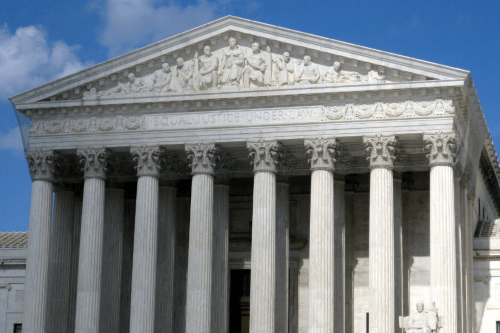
[9,15,470,104]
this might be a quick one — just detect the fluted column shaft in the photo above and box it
[334,179,345,333]
[276,182,290,333]
[430,165,458,332]
[250,170,277,333]
[369,167,395,333]
[129,176,159,333]
[309,169,335,332]
[211,184,230,333]
[100,188,125,333]
[186,174,215,333]
[68,196,83,333]
[24,180,54,333]
[75,178,106,333]
[46,189,75,332]
[155,186,177,333]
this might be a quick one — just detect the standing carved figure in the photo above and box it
[218,37,245,87]
[193,46,219,91]
[170,57,194,92]
[275,52,295,86]
[294,56,320,84]
[149,63,172,93]
[243,42,267,88]
[322,61,360,83]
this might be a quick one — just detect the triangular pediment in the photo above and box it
[10,16,470,109]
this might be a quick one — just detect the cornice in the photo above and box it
[15,80,463,114]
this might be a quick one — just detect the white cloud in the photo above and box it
[99,0,218,57]
[0,24,92,99]
[0,127,23,152]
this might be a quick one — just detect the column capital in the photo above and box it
[247,140,280,173]
[185,143,216,175]
[423,131,457,167]
[77,147,110,180]
[130,145,161,177]
[304,137,337,171]
[363,134,397,169]
[26,149,58,181]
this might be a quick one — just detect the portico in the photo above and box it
[10,16,495,333]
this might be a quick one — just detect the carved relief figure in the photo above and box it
[364,69,386,83]
[322,61,360,83]
[193,46,219,91]
[274,52,295,86]
[148,63,172,92]
[218,37,245,87]
[106,73,147,95]
[294,56,320,84]
[170,57,194,92]
[243,42,267,88]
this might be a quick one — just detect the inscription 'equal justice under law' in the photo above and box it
[148,108,320,128]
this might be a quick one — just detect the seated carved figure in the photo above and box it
[243,42,267,88]
[400,302,440,333]
[294,56,319,84]
[170,57,194,92]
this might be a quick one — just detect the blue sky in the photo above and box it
[1,0,499,231]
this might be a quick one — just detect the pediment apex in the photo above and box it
[10,16,469,106]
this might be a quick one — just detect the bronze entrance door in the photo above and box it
[229,269,251,333]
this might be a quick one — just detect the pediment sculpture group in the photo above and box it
[98,37,386,96]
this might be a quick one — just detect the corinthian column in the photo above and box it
[424,132,459,332]
[247,140,280,333]
[75,147,109,333]
[46,187,75,333]
[185,143,216,333]
[304,138,337,333]
[24,150,56,333]
[363,134,397,333]
[129,146,162,333]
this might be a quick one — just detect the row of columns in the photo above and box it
[23,131,463,333]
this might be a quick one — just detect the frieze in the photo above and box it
[320,99,454,122]
[28,99,455,136]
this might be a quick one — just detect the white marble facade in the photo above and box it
[6,16,500,333]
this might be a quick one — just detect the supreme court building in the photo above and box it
[5,16,500,333]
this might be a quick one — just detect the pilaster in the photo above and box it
[46,188,75,333]
[155,185,176,333]
[363,134,397,333]
[100,186,125,333]
[24,150,56,333]
[276,181,290,333]
[334,177,345,333]
[67,195,83,333]
[247,139,279,333]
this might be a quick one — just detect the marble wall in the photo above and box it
[0,248,26,333]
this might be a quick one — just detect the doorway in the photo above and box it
[229,269,251,333]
